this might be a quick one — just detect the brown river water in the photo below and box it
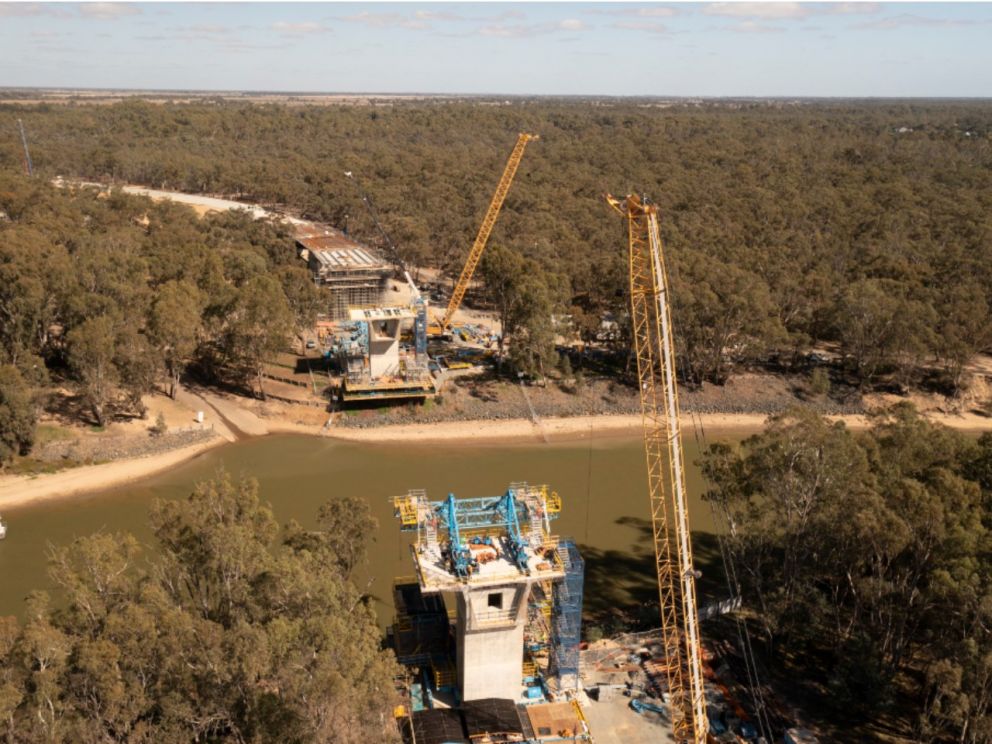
[0,432,744,624]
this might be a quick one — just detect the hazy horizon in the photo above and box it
[1,2,991,97]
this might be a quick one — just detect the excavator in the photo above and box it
[427,132,537,338]
[607,193,709,744]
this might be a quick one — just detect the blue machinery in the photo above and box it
[399,487,559,578]
[394,485,585,695]
[438,491,529,576]
[413,295,428,360]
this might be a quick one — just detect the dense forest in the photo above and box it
[2,98,992,742]
[703,405,992,743]
[3,99,991,392]
[0,471,399,742]
[0,170,322,464]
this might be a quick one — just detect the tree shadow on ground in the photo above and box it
[578,515,731,635]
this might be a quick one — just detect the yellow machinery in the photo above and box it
[607,194,708,744]
[428,132,538,336]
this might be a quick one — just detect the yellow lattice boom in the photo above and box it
[432,132,538,334]
[607,193,708,744]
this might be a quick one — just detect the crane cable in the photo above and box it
[344,170,407,275]
[663,226,776,744]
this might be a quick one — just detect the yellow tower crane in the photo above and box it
[429,132,537,336]
[607,193,708,744]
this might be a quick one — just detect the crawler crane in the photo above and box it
[429,132,537,337]
[607,194,708,744]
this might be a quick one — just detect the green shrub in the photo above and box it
[808,367,831,397]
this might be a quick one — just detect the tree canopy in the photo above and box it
[702,405,992,741]
[0,471,400,743]
[0,170,303,425]
[4,99,989,392]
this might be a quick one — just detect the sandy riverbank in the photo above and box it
[326,408,992,445]
[4,408,991,512]
[326,412,762,444]
[0,436,227,511]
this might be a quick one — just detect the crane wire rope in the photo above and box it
[661,215,776,744]
[584,416,594,543]
[343,170,406,275]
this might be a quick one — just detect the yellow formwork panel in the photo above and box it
[544,487,562,514]
[394,495,419,527]
[432,660,456,688]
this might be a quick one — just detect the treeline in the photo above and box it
[0,471,400,742]
[703,405,992,742]
[0,172,321,464]
[4,99,991,390]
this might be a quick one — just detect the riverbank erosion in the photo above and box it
[0,386,328,511]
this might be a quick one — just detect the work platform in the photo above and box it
[334,304,435,403]
[393,484,582,704]
[396,486,566,593]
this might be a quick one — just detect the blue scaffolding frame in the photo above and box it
[551,539,584,691]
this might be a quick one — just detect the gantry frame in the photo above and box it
[607,193,708,744]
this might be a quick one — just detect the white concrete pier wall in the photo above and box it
[455,583,530,701]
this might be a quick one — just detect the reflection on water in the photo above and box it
[0,432,741,624]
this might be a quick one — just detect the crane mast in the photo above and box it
[434,132,537,334]
[607,193,708,744]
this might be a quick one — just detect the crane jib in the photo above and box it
[437,133,537,332]
[608,193,709,744]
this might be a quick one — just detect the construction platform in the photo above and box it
[295,224,391,321]
[392,484,584,707]
[395,485,566,593]
[333,304,435,403]
[398,698,591,744]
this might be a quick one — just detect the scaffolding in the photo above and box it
[390,578,453,669]
[551,539,584,692]
[393,484,582,705]
[295,225,391,321]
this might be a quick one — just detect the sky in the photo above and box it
[0,1,990,97]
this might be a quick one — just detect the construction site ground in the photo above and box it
[581,691,675,744]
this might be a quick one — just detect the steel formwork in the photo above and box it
[551,539,584,691]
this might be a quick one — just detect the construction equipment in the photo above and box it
[607,193,708,744]
[429,132,537,336]
[16,119,33,177]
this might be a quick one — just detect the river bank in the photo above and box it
[5,405,992,512]
[0,436,226,511]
